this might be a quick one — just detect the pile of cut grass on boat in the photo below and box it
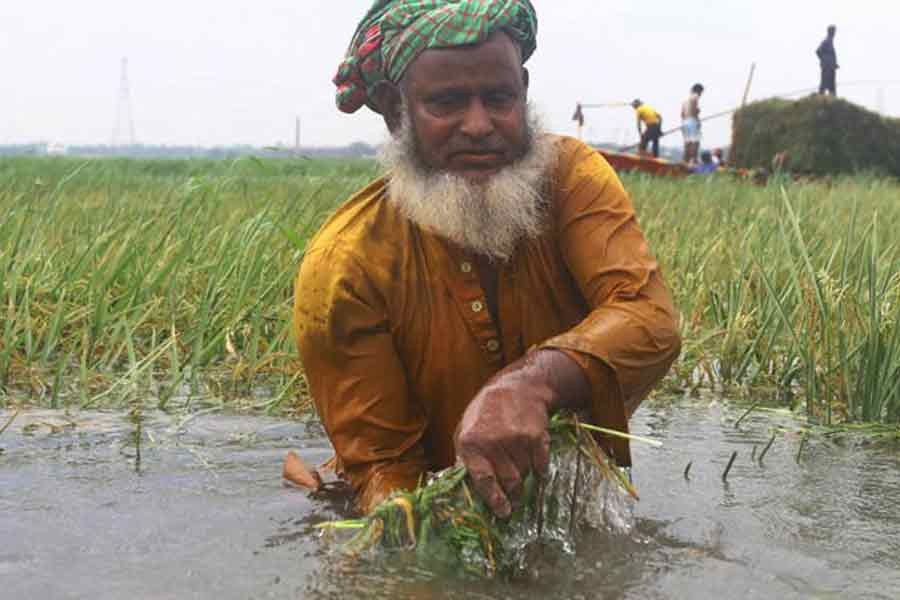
[318,415,641,578]
[731,95,900,177]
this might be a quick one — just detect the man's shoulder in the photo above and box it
[299,175,412,293]
[545,135,626,216]
[550,135,611,170]
[549,135,617,182]
[304,176,406,264]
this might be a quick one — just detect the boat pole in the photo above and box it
[742,63,757,107]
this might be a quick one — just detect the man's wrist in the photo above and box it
[529,348,592,414]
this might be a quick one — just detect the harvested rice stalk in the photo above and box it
[317,413,656,577]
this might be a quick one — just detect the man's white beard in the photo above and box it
[378,106,557,262]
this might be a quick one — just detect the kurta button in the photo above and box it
[486,339,500,352]
[460,262,473,273]
[471,300,484,313]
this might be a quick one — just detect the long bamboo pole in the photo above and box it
[742,63,757,107]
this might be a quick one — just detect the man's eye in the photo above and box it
[428,94,466,111]
[484,92,515,109]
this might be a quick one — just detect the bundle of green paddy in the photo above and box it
[731,95,900,177]
[317,415,653,577]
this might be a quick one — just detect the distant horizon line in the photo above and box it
[0,139,711,151]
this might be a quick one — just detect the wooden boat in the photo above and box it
[596,149,690,177]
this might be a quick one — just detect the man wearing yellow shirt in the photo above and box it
[294,0,681,516]
[632,99,663,158]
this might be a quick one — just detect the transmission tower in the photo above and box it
[112,57,137,146]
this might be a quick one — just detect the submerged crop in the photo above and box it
[317,414,644,578]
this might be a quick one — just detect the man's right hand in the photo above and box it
[455,364,553,517]
[454,349,591,518]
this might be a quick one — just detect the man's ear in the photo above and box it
[373,81,404,133]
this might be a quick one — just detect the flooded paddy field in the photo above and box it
[3,400,899,600]
[3,155,900,599]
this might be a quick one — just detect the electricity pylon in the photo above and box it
[112,57,137,146]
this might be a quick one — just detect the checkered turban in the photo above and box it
[334,0,537,114]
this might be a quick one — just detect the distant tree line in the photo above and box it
[0,142,379,159]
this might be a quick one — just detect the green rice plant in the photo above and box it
[756,189,900,424]
[317,415,649,577]
[2,157,899,426]
[626,174,900,423]
[0,156,376,408]
[851,219,900,422]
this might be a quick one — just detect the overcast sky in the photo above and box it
[3,1,898,149]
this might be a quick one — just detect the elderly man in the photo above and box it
[294,0,681,517]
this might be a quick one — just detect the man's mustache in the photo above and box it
[445,138,509,156]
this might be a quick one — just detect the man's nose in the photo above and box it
[459,98,495,139]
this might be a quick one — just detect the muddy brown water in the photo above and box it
[2,399,899,599]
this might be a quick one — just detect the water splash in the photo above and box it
[497,445,636,575]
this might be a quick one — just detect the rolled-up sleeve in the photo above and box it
[293,245,428,513]
[541,144,682,462]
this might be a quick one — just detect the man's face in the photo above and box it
[399,32,529,182]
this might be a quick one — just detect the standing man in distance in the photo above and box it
[681,83,704,166]
[294,0,681,517]
[632,99,663,158]
[817,25,839,96]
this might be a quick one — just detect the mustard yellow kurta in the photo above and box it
[293,135,681,512]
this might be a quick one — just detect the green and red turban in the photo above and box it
[334,0,538,114]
